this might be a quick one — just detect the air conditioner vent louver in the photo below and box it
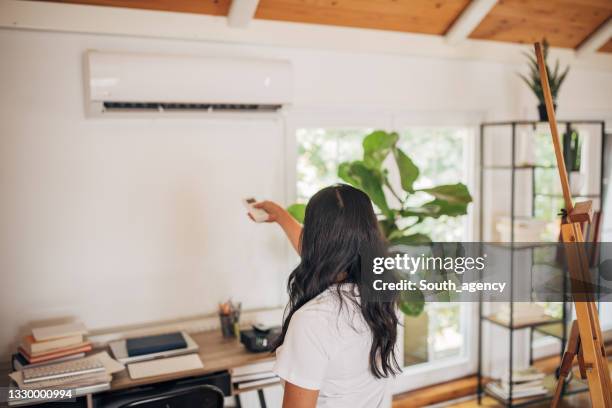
[102,102,281,112]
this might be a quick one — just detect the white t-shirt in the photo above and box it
[273,284,392,408]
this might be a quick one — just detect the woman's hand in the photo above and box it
[249,200,302,255]
[252,200,286,223]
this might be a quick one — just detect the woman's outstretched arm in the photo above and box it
[252,201,302,254]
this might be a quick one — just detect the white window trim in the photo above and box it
[393,301,479,393]
[389,114,482,391]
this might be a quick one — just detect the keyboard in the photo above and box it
[23,358,105,383]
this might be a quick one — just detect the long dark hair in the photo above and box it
[273,184,400,378]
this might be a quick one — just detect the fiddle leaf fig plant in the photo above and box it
[289,130,473,315]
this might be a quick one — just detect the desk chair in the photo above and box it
[118,384,224,408]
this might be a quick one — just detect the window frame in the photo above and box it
[285,108,483,394]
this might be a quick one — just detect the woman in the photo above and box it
[252,184,400,408]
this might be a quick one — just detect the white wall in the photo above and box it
[0,16,611,400]
[0,29,296,358]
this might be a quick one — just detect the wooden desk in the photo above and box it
[2,330,276,407]
[110,330,275,391]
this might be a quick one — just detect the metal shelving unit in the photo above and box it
[476,120,606,407]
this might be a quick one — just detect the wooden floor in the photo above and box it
[445,391,590,407]
[393,354,610,408]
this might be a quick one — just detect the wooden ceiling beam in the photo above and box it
[228,0,260,28]
[576,18,612,57]
[445,0,497,45]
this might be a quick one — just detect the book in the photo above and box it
[21,334,83,355]
[493,304,551,327]
[12,352,85,371]
[500,379,544,392]
[231,361,275,376]
[10,370,112,391]
[8,352,124,394]
[504,367,546,383]
[32,322,87,342]
[19,342,92,364]
[233,372,278,383]
[235,376,279,389]
[486,382,547,400]
[126,332,187,357]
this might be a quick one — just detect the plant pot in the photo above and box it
[538,103,557,122]
[403,311,429,366]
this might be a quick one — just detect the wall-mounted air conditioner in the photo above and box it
[84,51,293,116]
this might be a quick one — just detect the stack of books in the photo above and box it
[8,351,124,406]
[486,367,548,401]
[232,361,279,390]
[12,322,91,371]
[493,303,552,327]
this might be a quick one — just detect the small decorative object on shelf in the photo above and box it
[562,127,584,195]
[518,39,570,122]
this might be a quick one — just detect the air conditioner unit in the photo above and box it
[84,51,293,116]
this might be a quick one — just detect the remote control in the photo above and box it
[243,198,269,223]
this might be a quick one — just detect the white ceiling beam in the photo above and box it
[446,0,497,45]
[227,0,260,28]
[576,18,612,58]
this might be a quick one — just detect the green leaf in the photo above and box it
[287,203,306,224]
[338,161,360,187]
[518,73,534,89]
[393,147,419,193]
[400,204,440,218]
[418,183,472,204]
[340,161,391,216]
[555,65,570,97]
[390,233,432,245]
[385,225,404,241]
[552,59,560,84]
[399,289,425,316]
[423,198,469,218]
[377,219,398,240]
[362,131,399,169]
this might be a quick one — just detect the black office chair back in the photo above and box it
[118,384,224,408]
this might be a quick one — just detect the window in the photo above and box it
[397,127,470,368]
[296,128,371,203]
[295,126,474,382]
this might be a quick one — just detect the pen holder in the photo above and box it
[219,314,236,338]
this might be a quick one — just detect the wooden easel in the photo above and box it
[532,42,612,407]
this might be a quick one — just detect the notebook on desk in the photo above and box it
[109,331,198,364]
[126,332,187,357]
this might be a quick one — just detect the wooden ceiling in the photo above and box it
[34,0,612,53]
[255,0,471,35]
[469,0,612,49]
